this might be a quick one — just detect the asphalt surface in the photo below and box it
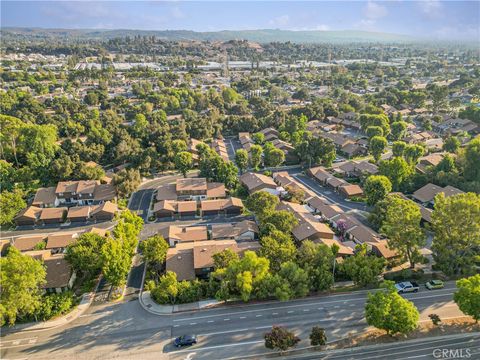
[1,282,466,360]
[289,172,369,213]
[281,332,480,360]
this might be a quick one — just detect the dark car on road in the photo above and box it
[173,335,197,348]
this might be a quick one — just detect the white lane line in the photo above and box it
[173,291,455,322]
[272,313,278,315]
[200,328,249,336]
[239,316,246,319]
[255,326,271,330]
[223,318,230,321]
[173,339,264,353]
[303,309,310,312]
[287,311,294,314]
[207,320,214,323]
[189,322,197,325]
[255,315,262,317]
[173,325,179,327]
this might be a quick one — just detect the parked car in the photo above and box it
[425,280,445,290]
[395,281,419,294]
[173,335,197,348]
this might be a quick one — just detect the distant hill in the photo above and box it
[1,28,416,43]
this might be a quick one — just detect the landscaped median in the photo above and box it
[1,291,96,333]
[139,290,220,315]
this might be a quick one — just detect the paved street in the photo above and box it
[281,332,480,360]
[289,172,369,213]
[1,282,466,360]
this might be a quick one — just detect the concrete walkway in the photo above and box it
[139,291,221,315]
[2,291,95,333]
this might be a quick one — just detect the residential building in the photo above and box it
[240,172,278,194]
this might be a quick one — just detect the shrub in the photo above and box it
[264,326,300,352]
[429,313,441,326]
[35,292,75,321]
[310,326,327,346]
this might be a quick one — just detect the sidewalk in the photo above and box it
[2,291,95,333]
[139,291,220,315]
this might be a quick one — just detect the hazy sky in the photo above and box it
[1,1,479,40]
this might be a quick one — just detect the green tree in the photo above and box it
[0,189,26,226]
[212,251,269,302]
[213,248,239,269]
[443,136,460,153]
[245,191,279,218]
[366,126,384,139]
[297,241,334,291]
[365,281,419,335]
[369,136,388,163]
[65,232,106,280]
[151,271,179,304]
[235,149,249,173]
[310,326,327,346]
[431,193,480,276]
[101,237,132,288]
[381,196,425,268]
[113,168,141,198]
[379,156,413,191]
[174,151,193,177]
[276,261,310,300]
[392,141,406,157]
[264,147,285,168]
[261,210,299,233]
[250,144,263,170]
[140,235,169,266]
[264,326,300,352]
[260,230,297,271]
[453,275,480,322]
[0,248,46,326]
[464,138,480,182]
[390,121,407,141]
[404,144,425,165]
[364,175,392,206]
[342,244,386,287]
[252,132,265,145]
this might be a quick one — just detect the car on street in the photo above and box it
[395,281,419,293]
[173,335,197,348]
[425,279,445,290]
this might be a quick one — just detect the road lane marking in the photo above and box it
[200,328,249,336]
[255,315,262,317]
[239,316,246,319]
[173,291,455,322]
[207,320,214,323]
[173,339,264,353]
[287,311,294,314]
[173,325,179,327]
[272,313,278,315]
[189,322,197,325]
[303,309,310,312]
[223,318,230,321]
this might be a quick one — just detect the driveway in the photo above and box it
[291,172,369,213]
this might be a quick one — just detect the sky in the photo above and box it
[1,1,479,41]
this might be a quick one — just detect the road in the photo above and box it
[281,332,480,359]
[1,282,466,360]
[289,171,369,213]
